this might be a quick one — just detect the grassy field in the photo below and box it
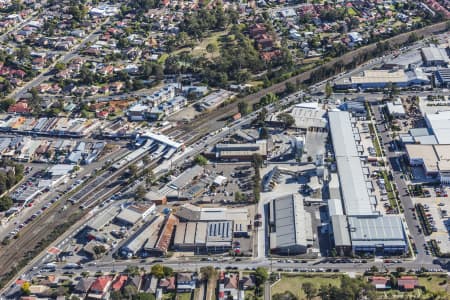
[272,274,342,298]
[174,30,227,58]
[418,274,449,293]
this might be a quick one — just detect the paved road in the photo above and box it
[370,102,431,264]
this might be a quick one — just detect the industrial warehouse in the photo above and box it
[173,204,251,254]
[268,194,313,255]
[328,111,408,255]
[333,69,430,90]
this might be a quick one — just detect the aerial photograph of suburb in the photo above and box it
[0,0,449,299]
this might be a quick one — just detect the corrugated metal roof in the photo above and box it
[331,215,351,246]
[348,215,406,246]
[272,194,312,249]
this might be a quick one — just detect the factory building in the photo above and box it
[386,99,406,118]
[114,203,155,227]
[334,69,429,90]
[421,47,450,67]
[328,111,376,216]
[206,141,268,161]
[268,194,313,255]
[266,103,327,132]
[405,144,450,184]
[425,111,450,144]
[328,111,407,255]
[435,68,450,87]
[173,221,233,253]
[173,204,250,253]
[348,216,407,255]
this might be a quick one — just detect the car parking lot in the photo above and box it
[412,195,450,254]
[204,163,255,203]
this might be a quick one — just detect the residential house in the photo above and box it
[218,272,239,300]
[73,278,95,299]
[87,276,112,299]
[140,275,158,294]
[176,273,196,292]
[125,275,142,291]
[8,101,30,114]
[111,275,128,292]
[397,276,419,291]
[369,276,391,290]
[158,276,176,292]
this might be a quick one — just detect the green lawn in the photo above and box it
[162,292,192,300]
[174,30,227,58]
[272,274,342,298]
[418,275,449,293]
[176,292,192,300]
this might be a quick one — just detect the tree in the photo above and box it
[133,293,156,300]
[0,98,15,112]
[238,101,250,116]
[273,291,297,300]
[128,164,138,178]
[325,81,333,98]
[369,265,379,273]
[135,184,146,201]
[302,282,317,300]
[151,264,165,278]
[21,282,31,296]
[285,82,296,94]
[125,265,141,276]
[234,191,244,202]
[277,113,295,128]
[194,155,208,166]
[396,266,406,274]
[54,62,66,71]
[111,290,122,300]
[257,107,268,122]
[0,196,13,212]
[206,43,218,55]
[123,285,137,299]
[163,266,173,277]
[253,267,268,286]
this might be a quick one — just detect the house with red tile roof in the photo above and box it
[397,276,419,291]
[369,276,391,290]
[8,101,30,114]
[111,275,128,291]
[88,276,112,299]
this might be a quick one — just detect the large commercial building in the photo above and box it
[425,111,450,144]
[328,111,376,216]
[421,47,450,67]
[207,141,267,160]
[173,204,250,253]
[405,144,450,184]
[266,102,327,132]
[173,221,233,253]
[268,194,313,255]
[334,69,429,90]
[435,68,450,87]
[328,111,407,255]
[348,216,407,254]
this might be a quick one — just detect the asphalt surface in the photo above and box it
[370,102,431,265]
